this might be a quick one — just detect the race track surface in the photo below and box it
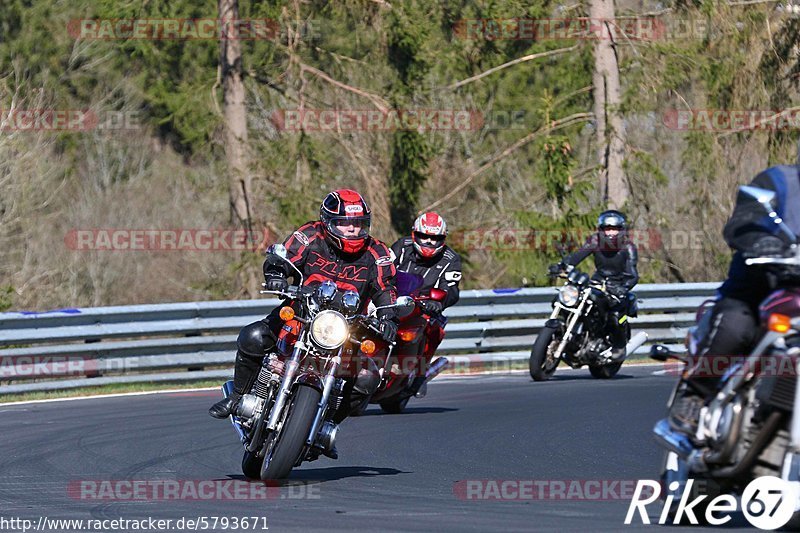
[0,366,754,532]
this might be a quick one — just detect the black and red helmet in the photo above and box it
[320,189,372,254]
[412,212,447,260]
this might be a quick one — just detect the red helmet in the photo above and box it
[412,212,447,259]
[320,189,371,254]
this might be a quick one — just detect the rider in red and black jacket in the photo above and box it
[209,190,398,440]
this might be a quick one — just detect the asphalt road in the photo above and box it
[0,366,757,532]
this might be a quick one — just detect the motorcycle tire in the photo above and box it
[241,450,263,479]
[589,362,622,379]
[260,384,321,480]
[529,326,560,381]
[380,397,410,414]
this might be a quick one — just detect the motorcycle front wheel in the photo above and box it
[259,384,321,480]
[529,326,560,381]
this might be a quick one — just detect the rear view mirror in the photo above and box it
[395,296,416,318]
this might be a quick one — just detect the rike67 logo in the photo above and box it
[625,476,799,530]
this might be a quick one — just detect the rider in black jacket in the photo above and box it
[671,165,800,433]
[560,210,639,358]
[390,212,462,316]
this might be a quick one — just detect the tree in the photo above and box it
[590,0,627,209]
[219,0,252,229]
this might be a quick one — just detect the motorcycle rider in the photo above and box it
[554,210,639,359]
[209,189,399,456]
[670,164,800,433]
[389,212,461,392]
[390,212,463,316]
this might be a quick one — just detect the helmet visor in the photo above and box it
[325,216,370,240]
[413,231,445,245]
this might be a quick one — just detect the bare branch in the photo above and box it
[419,112,593,213]
[298,63,390,112]
[445,45,580,90]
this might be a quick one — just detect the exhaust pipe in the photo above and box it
[625,331,649,357]
[425,357,449,381]
[653,418,694,460]
[222,380,247,443]
[601,331,649,363]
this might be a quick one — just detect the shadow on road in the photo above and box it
[225,466,409,485]
[361,406,459,416]
[289,466,410,482]
[545,372,637,382]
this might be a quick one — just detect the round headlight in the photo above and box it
[558,285,580,307]
[309,310,349,349]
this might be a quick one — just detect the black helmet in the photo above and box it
[597,210,627,231]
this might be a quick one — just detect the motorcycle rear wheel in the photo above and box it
[529,327,560,381]
[589,362,622,379]
[380,397,410,414]
[260,384,321,480]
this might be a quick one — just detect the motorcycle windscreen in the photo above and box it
[396,271,425,297]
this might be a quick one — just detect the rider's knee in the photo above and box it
[237,321,274,358]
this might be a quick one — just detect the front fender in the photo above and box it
[295,373,324,393]
[544,318,564,330]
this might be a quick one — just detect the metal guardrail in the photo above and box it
[0,282,719,394]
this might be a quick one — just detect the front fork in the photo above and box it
[305,352,342,446]
[552,299,590,361]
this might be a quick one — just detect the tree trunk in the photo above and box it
[219,0,252,227]
[219,0,258,296]
[590,0,628,209]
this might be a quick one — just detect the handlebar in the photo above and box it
[745,247,800,266]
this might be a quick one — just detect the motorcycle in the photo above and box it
[650,185,800,519]
[528,264,648,381]
[217,244,414,480]
[359,271,450,414]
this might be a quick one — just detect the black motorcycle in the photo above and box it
[651,185,800,522]
[528,264,648,381]
[218,244,413,480]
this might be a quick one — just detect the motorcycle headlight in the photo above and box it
[309,310,349,350]
[558,285,580,307]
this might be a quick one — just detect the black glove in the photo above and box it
[607,285,627,300]
[746,235,788,258]
[378,319,398,344]
[264,275,289,292]
[419,299,444,315]
[548,262,565,276]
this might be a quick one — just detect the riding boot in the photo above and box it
[209,351,262,419]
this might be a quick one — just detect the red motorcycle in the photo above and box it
[356,271,450,414]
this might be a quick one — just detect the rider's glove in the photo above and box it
[419,299,444,315]
[378,319,398,344]
[548,262,565,276]
[607,285,627,300]
[745,235,788,258]
[264,275,289,292]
